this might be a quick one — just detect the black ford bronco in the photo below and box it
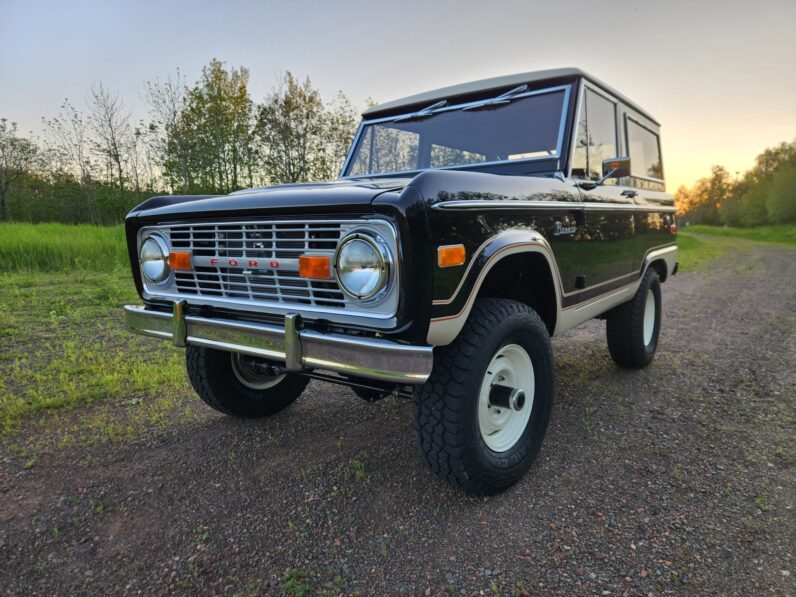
[125,68,677,494]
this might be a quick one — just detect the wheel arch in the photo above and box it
[427,231,562,346]
[475,252,557,336]
[647,258,669,282]
[643,245,678,283]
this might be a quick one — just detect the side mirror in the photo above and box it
[602,156,631,179]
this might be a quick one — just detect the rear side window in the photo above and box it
[626,118,663,186]
[571,88,618,182]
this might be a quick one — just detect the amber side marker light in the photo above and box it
[299,255,331,279]
[168,251,192,271]
[438,244,466,268]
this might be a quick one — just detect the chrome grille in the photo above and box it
[167,221,347,308]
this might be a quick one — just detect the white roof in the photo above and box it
[363,67,659,125]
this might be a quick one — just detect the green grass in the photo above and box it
[683,224,796,247]
[677,224,795,272]
[675,234,730,271]
[0,268,195,446]
[0,223,128,272]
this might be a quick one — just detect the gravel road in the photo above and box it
[1,241,794,596]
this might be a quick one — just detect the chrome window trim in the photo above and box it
[624,114,665,183]
[567,79,585,180]
[136,218,401,328]
[568,80,620,182]
[339,84,572,179]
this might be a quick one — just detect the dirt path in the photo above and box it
[2,242,794,596]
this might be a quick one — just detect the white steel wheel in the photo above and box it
[478,343,535,453]
[230,354,285,390]
[643,289,656,346]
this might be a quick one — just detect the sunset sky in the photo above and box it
[1,0,794,192]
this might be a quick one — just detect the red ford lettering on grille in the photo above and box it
[208,258,281,268]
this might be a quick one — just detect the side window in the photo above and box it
[626,118,664,189]
[571,88,618,182]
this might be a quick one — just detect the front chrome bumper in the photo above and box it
[124,303,433,384]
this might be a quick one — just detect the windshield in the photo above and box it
[343,86,569,178]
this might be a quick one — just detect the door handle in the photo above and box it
[621,190,638,198]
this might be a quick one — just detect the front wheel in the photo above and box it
[186,346,309,418]
[413,299,554,495]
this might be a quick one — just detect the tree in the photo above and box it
[87,84,132,203]
[736,140,796,226]
[144,70,192,193]
[44,100,99,223]
[0,119,38,220]
[679,166,731,225]
[315,91,359,180]
[765,164,796,224]
[178,59,255,194]
[256,72,326,184]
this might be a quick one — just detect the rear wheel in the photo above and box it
[186,346,309,418]
[605,267,662,368]
[413,298,554,495]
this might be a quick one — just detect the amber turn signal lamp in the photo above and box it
[437,244,466,268]
[299,255,331,279]
[168,251,192,271]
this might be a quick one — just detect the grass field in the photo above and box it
[0,267,194,450]
[0,223,128,272]
[0,222,793,452]
[683,224,796,246]
[677,224,795,271]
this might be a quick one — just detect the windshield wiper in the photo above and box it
[462,84,529,111]
[391,99,448,123]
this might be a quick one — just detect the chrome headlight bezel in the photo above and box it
[333,230,392,301]
[138,234,170,285]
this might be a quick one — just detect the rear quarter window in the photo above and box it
[626,117,664,189]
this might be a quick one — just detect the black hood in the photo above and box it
[128,178,412,221]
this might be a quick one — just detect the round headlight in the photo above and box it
[335,233,389,300]
[139,236,169,283]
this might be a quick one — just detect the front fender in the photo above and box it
[426,230,562,345]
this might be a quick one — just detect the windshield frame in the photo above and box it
[339,84,572,180]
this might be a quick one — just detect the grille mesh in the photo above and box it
[166,221,347,308]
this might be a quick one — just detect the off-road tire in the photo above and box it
[186,345,309,418]
[606,267,662,368]
[412,298,554,495]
